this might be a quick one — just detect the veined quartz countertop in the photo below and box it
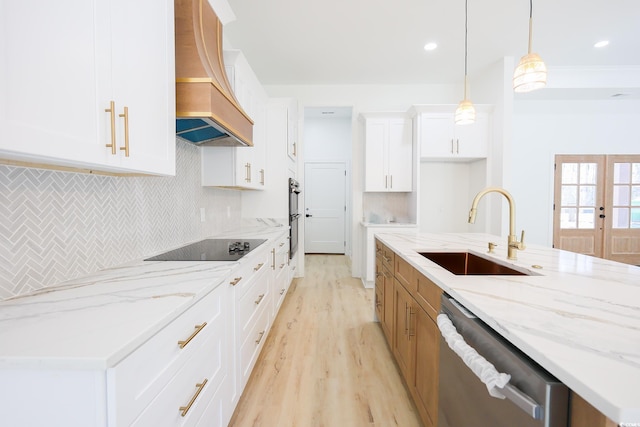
[0,219,288,370]
[375,231,640,425]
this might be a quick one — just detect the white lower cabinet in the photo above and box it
[108,280,231,427]
[0,233,293,427]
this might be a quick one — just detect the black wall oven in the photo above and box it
[288,178,301,259]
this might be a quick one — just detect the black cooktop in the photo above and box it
[144,238,266,262]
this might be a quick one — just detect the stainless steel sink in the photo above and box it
[418,251,534,276]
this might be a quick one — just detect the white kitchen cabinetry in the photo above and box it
[0,0,175,176]
[416,106,491,161]
[271,235,291,315]
[107,284,230,427]
[201,51,267,190]
[362,114,413,192]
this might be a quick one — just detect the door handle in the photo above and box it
[306,214,312,217]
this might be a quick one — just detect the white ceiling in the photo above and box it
[223,0,640,91]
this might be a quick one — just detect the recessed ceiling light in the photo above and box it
[424,42,438,51]
[594,40,609,48]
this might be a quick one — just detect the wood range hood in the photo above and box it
[174,0,253,146]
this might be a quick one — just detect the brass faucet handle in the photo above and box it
[487,242,498,253]
[518,230,526,250]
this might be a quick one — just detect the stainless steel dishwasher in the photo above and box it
[437,295,569,427]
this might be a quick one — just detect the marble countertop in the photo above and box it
[375,231,640,425]
[360,221,418,227]
[0,219,288,370]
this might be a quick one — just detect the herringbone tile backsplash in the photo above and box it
[0,141,241,299]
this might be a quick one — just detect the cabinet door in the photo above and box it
[393,279,414,382]
[364,119,388,192]
[0,0,116,170]
[110,0,175,175]
[387,118,413,191]
[420,114,455,158]
[380,265,395,344]
[454,111,489,159]
[412,305,439,427]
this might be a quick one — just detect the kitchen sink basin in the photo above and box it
[418,251,533,276]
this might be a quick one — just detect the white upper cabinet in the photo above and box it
[363,114,413,192]
[417,106,491,161]
[0,0,176,175]
[201,50,267,190]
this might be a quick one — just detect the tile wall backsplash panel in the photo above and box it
[0,140,241,299]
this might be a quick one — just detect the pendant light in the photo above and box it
[513,0,547,92]
[454,0,475,125]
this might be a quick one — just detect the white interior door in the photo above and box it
[304,162,346,254]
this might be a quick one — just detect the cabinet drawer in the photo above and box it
[381,243,395,271]
[375,239,383,259]
[237,267,270,343]
[131,312,228,427]
[108,284,227,427]
[415,272,442,321]
[231,250,269,300]
[394,255,414,292]
[239,298,270,386]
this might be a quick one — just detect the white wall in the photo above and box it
[512,99,640,246]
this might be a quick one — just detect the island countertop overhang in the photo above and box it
[374,231,640,425]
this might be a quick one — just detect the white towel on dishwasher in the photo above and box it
[437,313,511,398]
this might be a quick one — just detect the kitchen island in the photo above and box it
[375,231,640,426]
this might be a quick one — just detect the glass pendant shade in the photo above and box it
[455,99,476,125]
[513,52,547,93]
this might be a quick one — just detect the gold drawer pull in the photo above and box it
[230,277,242,286]
[178,323,207,349]
[118,106,130,157]
[179,378,208,417]
[280,288,285,295]
[254,294,265,305]
[255,331,265,345]
[254,263,264,271]
[104,100,116,155]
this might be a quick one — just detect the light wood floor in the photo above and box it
[228,254,422,427]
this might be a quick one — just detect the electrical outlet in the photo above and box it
[200,208,206,222]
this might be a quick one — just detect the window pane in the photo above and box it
[631,208,640,229]
[614,163,631,184]
[579,186,596,206]
[613,185,630,206]
[561,208,577,228]
[612,207,629,229]
[578,208,595,229]
[632,186,640,206]
[632,163,640,184]
[561,185,577,206]
[579,163,597,184]
[562,163,578,184]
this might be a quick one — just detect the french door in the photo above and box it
[553,155,640,265]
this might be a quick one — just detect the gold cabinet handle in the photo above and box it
[118,106,130,157]
[260,168,265,185]
[292,141,296,156]
[254,293,265,305]
[271,248,276,270]
[104,100,116,155]
[177,323,207,349]
[230,277,242,286]
[408,307,415,339]
[245,163,251,182]
[255,330,265,345]
[253,263,264,271]
[179,379,208,417]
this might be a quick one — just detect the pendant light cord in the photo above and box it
[528,0,534,53]
[464,0,468,77]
